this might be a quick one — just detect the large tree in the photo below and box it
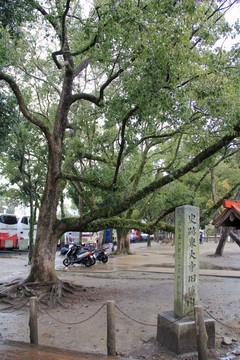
[0,0,239,300]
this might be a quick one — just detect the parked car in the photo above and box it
[140,233,154,241]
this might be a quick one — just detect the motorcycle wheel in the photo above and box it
[85,259,92,267]
[63,258,71,267]
[102,257,108,263]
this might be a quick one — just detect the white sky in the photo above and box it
[221,2,240,49]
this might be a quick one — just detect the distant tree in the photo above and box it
[0,93,19,151]
[0,117,47,261]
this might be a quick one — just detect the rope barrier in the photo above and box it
[0,299,29,312]
[1,298,239,332]
[115,304,193,327]
[115,304,240,331]
[115,304,157,327]
[204,308,240,330]
[38,302,106,326]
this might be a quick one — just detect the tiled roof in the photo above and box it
[212,200,240,228]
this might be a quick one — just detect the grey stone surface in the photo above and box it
[174,205,200,318]
[157,311,215,355]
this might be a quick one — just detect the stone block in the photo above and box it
[157,311,215,355]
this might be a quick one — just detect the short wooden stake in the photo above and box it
[107,300,116,356]
[29,296,38,345]
[194,305,208,360]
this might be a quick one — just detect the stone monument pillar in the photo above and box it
[174,205,199,317]
[157,205,215,355]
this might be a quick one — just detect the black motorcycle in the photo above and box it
[63,244,96,267]
[83,244,109,263]
[94,248,108,263]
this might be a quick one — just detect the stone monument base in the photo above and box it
[157,311,215,355]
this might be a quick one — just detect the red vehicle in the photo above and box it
[0,214,18,249]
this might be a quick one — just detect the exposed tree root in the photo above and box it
[0,278,96,309]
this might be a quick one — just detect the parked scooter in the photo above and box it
[63,244,96,267]
[83,243,109,263]
[94,248,108,263]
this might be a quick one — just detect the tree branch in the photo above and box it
[61,173,113,191]
[71,181,94,211]
[113,106,138,185]
[71,35,98,57]
[99,68,124,102]
[70,92,101,106]
[151,206,179,228]
[55,216,175,236]
[52,50,64,70]
[189,0,238,49]
[16,64,61,95]
[71,58,134,106]
[75,151,111,164]
[74,57,92,78]
[62,122,240,230]
[194,146,240,193]
[61,0,71,51]
[33,1,60,35]
[0,71,53,145]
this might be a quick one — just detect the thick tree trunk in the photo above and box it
[27,229,59,283]
[26,48,73,282]
[78,195,83,245]
[214,227,230,256]
[229,231,240,248]
[154,231,159,242]
[211,168,221,243]
[28,200,34,265]
[116,228,130,253]
[124,232,130,251]
[27,150,62,282]
[59,193,65,249]
[97,231,104,249]
[147,236,151,247]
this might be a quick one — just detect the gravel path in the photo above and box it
[0,241,240,359]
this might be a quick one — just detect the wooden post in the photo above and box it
[194,305,208,360]
[29,296,38,345]
[107,300,116,356]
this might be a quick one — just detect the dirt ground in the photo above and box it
[0,241,240,360]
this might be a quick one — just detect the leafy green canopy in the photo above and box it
[0,94,19,151]
[0,0,34,36]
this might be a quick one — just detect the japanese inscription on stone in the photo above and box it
[174,205,199,317]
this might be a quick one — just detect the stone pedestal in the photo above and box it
[157,311,215,355]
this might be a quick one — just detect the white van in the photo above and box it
[0,213,18,249]
[64,231,99,246]
[17,216,37,249]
